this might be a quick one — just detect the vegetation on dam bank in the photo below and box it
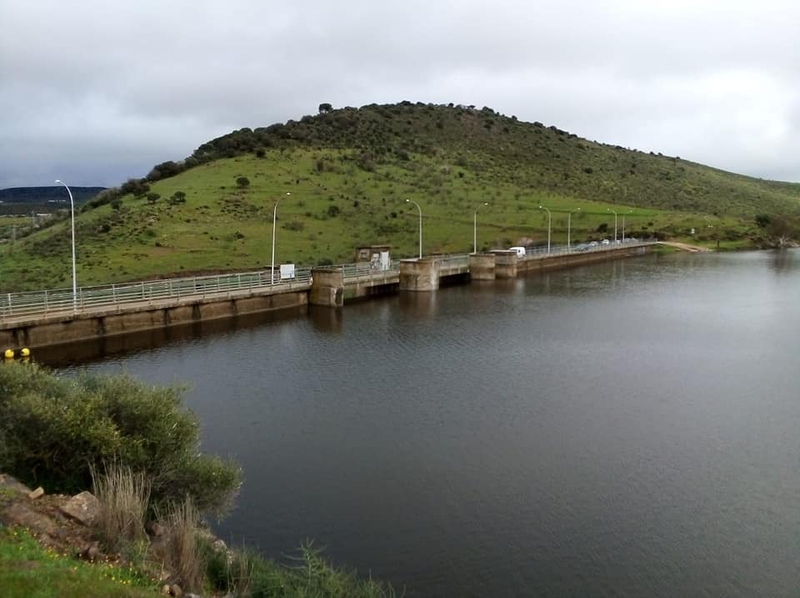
[0,362,396,597]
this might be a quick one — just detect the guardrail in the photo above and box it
[0,268,313,322]
[437,254,470,275]
[339,260,401,280]
[522,239,654,260]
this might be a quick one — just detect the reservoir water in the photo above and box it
[52,249,800,597]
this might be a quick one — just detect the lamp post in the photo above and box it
[621,210,632,242]
[538,205,552,253]
[54,180,77,312]
[406,198,422,258]
[607,208,618,243]
[567,208,581,252]
[271,192,291,284]
[473,202,488,254]
[704,216,719,249]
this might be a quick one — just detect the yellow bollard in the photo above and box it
[4,349,14,359]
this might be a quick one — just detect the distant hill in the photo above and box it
[1,102,799,292]
[0,187,105,216]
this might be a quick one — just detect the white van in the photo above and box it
[509,246,526,257]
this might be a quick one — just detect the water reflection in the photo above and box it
[398,292,439,318]
[309,305,343,334]
[768,248,797,274]
[468,278,522,296]
[36,305,309,367]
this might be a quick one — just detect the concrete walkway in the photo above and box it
[659,241,711,252]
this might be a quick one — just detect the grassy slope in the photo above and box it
[1,103,798,291]
[0,526,394,598]
[0,527,156,598]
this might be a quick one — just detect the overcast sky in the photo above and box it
[1,0,798,189]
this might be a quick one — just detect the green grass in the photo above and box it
[0,150,739,292]
[0,525,396,598]
[1,102,797,291]
[202,539,397,598]
[0,526,157,598]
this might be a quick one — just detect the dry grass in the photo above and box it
[153,498,204,592]
[227,546,255,597]
[91,464,151,553]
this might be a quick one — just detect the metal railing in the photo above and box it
[339,259,401,281]
[0,268,313,322]
[437,254,470,274]
[520,239,655,260]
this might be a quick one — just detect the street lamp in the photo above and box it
[567,208,581,252]
[271,192,291,284]
[538,205,552,254]
[607,208,618,243]
[406,198,422,258]
[54,180,77,312]
[621,210,633,242]
[703,216,719,249]
[473,202,488,254]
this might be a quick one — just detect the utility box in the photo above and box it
[355,245,391,271]
[280,264,295,279]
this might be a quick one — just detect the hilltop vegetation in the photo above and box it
[1,102,799,291]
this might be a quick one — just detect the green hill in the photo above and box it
[2,102,799,292]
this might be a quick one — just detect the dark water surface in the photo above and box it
[55,250,800,597]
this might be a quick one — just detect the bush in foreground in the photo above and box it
[0,362,240,515]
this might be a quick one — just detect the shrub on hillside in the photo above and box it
[0,363,241,515]
[146,160,185,182]
[120,179,150,198]
[82,187,121,212]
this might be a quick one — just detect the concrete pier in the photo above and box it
[468,253,496,280]
[399,258,440,292]
[309,267,344,307]
[491,250,518,278]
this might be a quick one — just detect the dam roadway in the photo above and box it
[0,241,656,351]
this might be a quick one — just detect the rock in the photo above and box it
[28,487,45,500]
[1,502,58,536]
[162,584,172,595]
[79,540,100,561]
[59,491,101,526]
[0,474,32,496]
[169,583,183,597]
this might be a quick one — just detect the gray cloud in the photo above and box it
[1,0,798,188]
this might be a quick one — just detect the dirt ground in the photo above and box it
[0,474,108,562]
